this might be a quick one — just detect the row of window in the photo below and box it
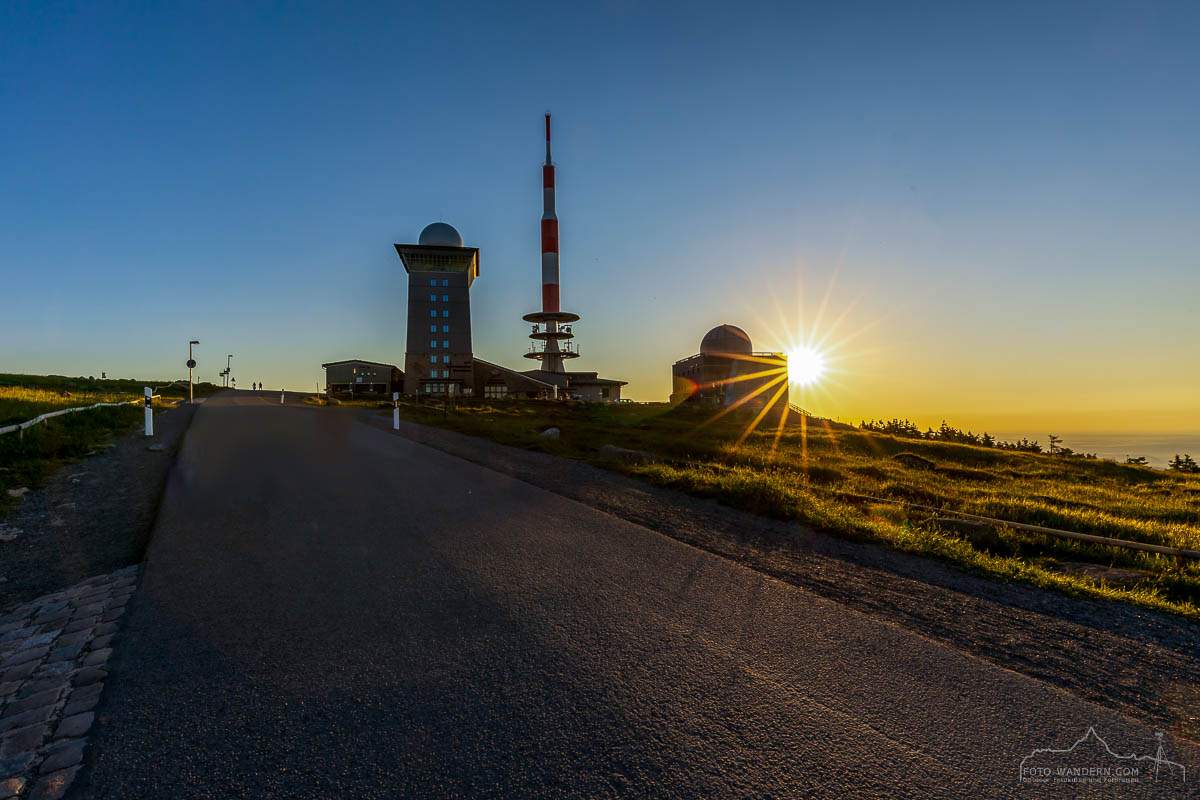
[430,340,451,349]
[429,309,450,318]
[429,324,450,333]
[482,385,508,399]
[429,294,450,302]
[429,278,449,287]
[430,369,451,378]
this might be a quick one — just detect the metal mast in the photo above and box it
[523,113,579,375]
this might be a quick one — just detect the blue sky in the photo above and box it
[2,1,1197,431]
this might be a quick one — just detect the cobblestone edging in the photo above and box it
[0,566,138,799]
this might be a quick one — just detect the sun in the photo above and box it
[787,345,826,386]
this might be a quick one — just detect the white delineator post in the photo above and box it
[280,390,285,405]
[143,387,153,437]
[393,392,400,430]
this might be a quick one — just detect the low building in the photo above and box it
[670,325,788,413]
[473,359,557,399]
[521,369,625,403]
[322,360,403,397]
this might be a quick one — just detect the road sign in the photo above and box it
[186,359,196,369]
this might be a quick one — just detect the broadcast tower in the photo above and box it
[523,113,580,374]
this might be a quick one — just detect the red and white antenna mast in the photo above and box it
[523,112,580,375]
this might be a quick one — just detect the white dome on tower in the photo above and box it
[418,222,464,248]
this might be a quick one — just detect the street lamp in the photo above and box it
[187,341,200,404]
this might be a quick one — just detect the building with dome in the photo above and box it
[392,222,568,399]
[395,222,481,397]
[670,325,788,412]
[370,117,624,402]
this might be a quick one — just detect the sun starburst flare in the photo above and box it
[787,344,826,386]
[683,265,883,451]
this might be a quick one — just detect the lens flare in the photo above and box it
[787,345,826,386]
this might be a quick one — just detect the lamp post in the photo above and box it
[187,340,199,403]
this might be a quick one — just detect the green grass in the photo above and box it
[0,386,145,427]
[394,399,1200,617]
[0,374,219,424]
[0,374,206,517]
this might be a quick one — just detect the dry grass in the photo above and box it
[0,386,148,427]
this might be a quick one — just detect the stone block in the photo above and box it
[37,739,84,774]
[0,722,46,757]
[29,765,79,799]
[0,705,53,735]
[1,688,62,718]
[52,712,93,740]
[0,647,48,670]
[16,679,62,699]
[60,693,99,718]
[70,668,106,688]
[0,663,38,686]
[46,643,84,664]
[81,648,111,668]
[91,623,118,638]
[59,619,96,636]
[0,752,34,777]
[50,631,88,650]
[0,775,26,799]
[72,603,105,620]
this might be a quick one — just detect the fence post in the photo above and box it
[393,392,400,430]
[143,387,153,437]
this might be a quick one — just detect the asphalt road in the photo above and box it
[75,393,1198,798]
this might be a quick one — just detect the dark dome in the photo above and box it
[700,324,753,356]
[418,222,464,247]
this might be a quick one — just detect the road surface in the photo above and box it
[74,393,1197,798]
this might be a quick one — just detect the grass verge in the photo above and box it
[0,376,197,516]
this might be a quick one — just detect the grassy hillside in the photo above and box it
[0,374,212,516]
[0,373,219,423]
[396,399,1200,616]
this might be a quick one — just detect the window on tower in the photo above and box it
[441,294,449,302]
[429,293,437,302]
[430,340,437,349]
[442,340,449,349]
[430,324,437,333]
[442,324,449,333]
[429,309,436,318]
[442,310,449,317]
